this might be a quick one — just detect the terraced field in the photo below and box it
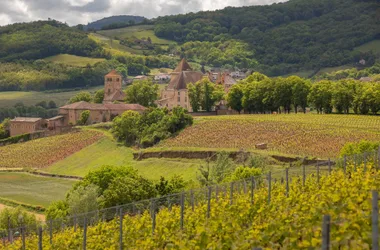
[0,130,104,169]
[158,114,380,158]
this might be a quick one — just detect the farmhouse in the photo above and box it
[157,58,203,111]
[59,102,145,125]
[10,117,46,136]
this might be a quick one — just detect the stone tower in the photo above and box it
[103,70,126,104]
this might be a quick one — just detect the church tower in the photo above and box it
[103,70,126,103]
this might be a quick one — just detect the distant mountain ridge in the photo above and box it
[84,15,146,30]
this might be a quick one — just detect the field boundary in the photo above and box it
[0,169,83,180]
[0,197,45,212]
[133,150,332,165]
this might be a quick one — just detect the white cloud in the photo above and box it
[0,0,287,26]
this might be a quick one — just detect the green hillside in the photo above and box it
[0,20,105,62]
[98,25,172,45]
[46,133,203,181]
[0,86,102,108]
[44,54,105,67]
[354,40,380,54]
[154,0,379,76]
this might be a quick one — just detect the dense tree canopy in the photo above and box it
[112,107,193,147]
[154,0,379,76]
[124,80,159,107]
[0,20,105,62]
[188,78,225,112]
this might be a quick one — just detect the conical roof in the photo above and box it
[173,58,192,73]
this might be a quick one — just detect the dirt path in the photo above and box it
[0,203,46,221]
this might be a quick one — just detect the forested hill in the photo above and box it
[154,0,380,76]
[0,20,106,62]
[84,15,146,30]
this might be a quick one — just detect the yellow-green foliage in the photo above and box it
[97,25,172,45]
[5,164,380,249]
[44,54,105,67]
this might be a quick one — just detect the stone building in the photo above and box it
[58,101,145,125]
[103,70,125,104]
[157,59,203,111]
[214,72,237,93]
[58,70,146,125]
[10,117,46,136]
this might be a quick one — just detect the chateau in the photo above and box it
[157,59,203,112]
[157,58,237,112]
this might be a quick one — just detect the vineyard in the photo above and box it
[2,154,380,249]
[159,114,380,158]
[0,130,104,169]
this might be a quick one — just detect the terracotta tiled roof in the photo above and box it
[173,58,192,73]
[60,101,108,110]
[104,90,126,102]
[104,103,146,111]
[168,71,203,90]
[11,117,42,122]
[60,101,146,112]
[105,70,121,77]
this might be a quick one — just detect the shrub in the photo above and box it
[340,140,380,157]
[77,110,90,125]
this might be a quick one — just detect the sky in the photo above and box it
[0,0,286,26]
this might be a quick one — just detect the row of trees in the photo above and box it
[0,102,58,123]
[226,73,380,115]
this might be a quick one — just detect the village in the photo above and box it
[9,58,245,137]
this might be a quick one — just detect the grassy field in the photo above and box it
[44,54,105,67]
[0,130,104,169]
[46,134,203,181]
[0,86,103,108]
[317,65,353,74]
[158,114,380,158]
[97,25,173,45]
[89,33,135,55]
[354,40,380,54]
[0,172,76,207]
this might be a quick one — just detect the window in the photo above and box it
[108,89,111,95]
[107,78,112,82]
[116,78,120,82]
[178,91,180,96]
[185,96,187,102]
[178,96,180,102]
